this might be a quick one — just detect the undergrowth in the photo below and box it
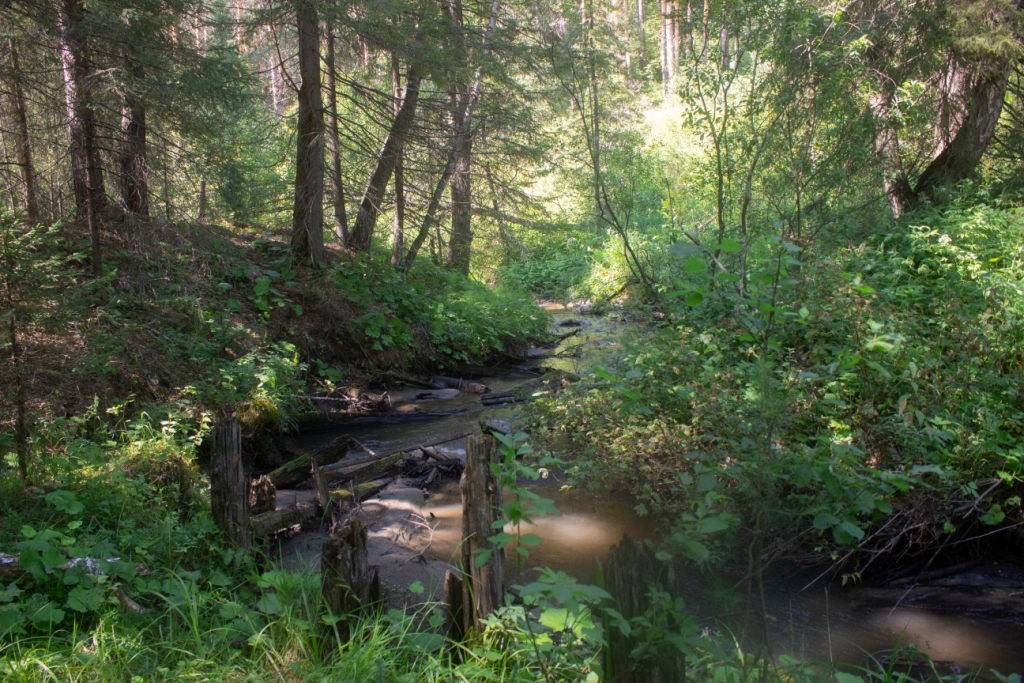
[531,199,1024,574]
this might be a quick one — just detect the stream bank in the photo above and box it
[263,305,1024,676]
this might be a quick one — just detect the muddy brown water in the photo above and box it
[284,308,1024,676]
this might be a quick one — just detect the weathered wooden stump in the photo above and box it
[321,518,380,641]
[202,419,250,549]
[249,475,276,515]
[458,434,505,634]
[443,569,466,643]
[605,534,686,683]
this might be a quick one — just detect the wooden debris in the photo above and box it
[444,569,466,642]
[604,534,686,682]
[203,419,251,549]
[329,478,392,504]
[267,435,356,488]
[459,435,504,633]
[250,501,318,538]
[321,518,381,642]
[326,450,408,482]
[312,460,331,511]
[249,475,276,514]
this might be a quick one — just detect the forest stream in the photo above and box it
[273,306,1024,676]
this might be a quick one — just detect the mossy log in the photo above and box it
[326,450,408,481]
[329,478,392,504]
[250,502,318,537]
[267,435,356,488]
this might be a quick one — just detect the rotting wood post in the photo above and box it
[204,419,251,550]
[312,460,331,513]
[459,434,504,634]
[321,518,380,642]
[604,534,686,682]
[443,569,465,643]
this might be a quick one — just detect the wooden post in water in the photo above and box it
[204,419,251,550]
[321,518,380,642]
[458,434,504,634]
[605,534,686,682]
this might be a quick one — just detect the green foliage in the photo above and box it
[533,199,1024,562]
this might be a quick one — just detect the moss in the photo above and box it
[234,394,281,432]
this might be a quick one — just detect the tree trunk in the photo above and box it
[57,0,104,274]
[660,0,668,93]
[6,39,39,225]
[402,152,454,271]
[349,66,421,253]
[290,0,326,265]
[198,179,207,222]
[390,52,406,269]
[913,66,1011,204]
[701,0,709,63]
[445,0,473,275]
[459,435,504,633]
[202,419,251,550]
[119,45,149,216]
[325,20,349,247]
[636,0,647,68]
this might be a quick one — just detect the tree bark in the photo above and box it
[325,20,349,247]
[202,419,251,550]
[390,52,406,269]
[404,0,501,272]
[701,0,709,63]
[912,66,1011,203]
[119,44,149,216]
[291,0,326,265]
[402,152,454,270]
[6,39,39,224]
[321,518,380,642]
[445,0,473,275]
[198,179,207,222]
[636,0,647,68]
[460,435,504,633]
[57,0,104,274]
[349,66,421,253]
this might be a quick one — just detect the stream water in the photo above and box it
[294,306,1024,676]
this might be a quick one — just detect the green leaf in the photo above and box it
[835,673,866,683]
[838,521,865,541]
[680,539,710,561]
[66,587,103,613]
[474,549,493,568]
[519,534,543,547]
[697,473,718,493]
[409,581,425,595]
[30,602,65,628]
[720,238,742,254]
[697,517,729,534]
[813,513,839,530]
[684,292,704,307]
[685,257,705,273]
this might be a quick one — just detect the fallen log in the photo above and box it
[250,501,318,537]
[329,478,392,504]
[330,451,408,482]
[268,435,356,488]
